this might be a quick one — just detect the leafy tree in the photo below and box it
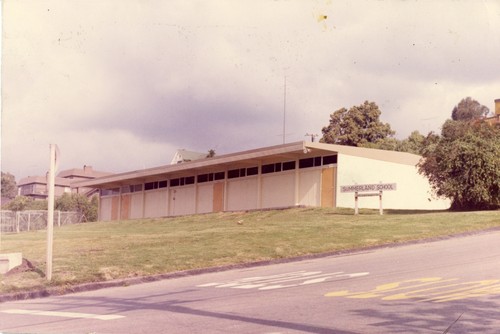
[55,193,98,222]
[1,172,17,199]
[451,97,489,121]
[206,149,216,158]
[358,137,400,151]
[2,196,33,211]
[358,130,426,155]
[418,99,500,210]
[320,101,395,146]
[2,196,47,211]
[398,131,426,155]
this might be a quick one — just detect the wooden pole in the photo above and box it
[379,191,383,215]
[354,192,359,215]
[46,144,56,281]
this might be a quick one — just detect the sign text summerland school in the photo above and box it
[340,183,397,193]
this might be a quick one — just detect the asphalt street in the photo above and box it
[1,230,499,333]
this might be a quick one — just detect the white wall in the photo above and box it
[298,169,321,206]
[100,197,112,221]
[227,177,258,211]
[261,172,295,208]
[169,186,195,216]
[196,183,213,214]
[144,190,168,218]
[336,154,450,210]
[130,193,143,219]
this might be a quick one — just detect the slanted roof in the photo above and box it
[57,165,112,179]
[72,141,422,189]
[18,175,72,187]
[170,149,208,164]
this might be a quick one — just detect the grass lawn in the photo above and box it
[1,207,499,294]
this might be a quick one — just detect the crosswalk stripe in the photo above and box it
[1,309,124,320]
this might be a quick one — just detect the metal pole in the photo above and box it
[46,144,56,281]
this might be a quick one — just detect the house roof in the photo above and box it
[18,175,72,187]
[57,165,112,179]
[72,141,421,189]
[171,149,208,164]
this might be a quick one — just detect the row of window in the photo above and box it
[101,155,337,196]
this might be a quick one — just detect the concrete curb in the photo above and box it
[2,226,500,303]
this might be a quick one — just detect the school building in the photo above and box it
[73,141,450,221]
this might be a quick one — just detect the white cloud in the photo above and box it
[2,0,500,180]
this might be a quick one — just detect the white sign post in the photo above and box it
[340,183,397,215]
[46,144,59,281]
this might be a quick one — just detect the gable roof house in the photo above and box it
[170,149,208,164]
[18,165,112,200]
[73,141,450,221]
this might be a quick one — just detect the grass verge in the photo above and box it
[1,207,499,295]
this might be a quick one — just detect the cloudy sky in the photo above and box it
[2,0,500,180]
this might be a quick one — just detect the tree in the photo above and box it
[55,193,98,222]
[320,101,395,146]
[2,196,47,211]
[451,97,489,121]
[1,172,17,199]
[3,196,33,211]
[398,131,426,155]
[418,99,500,210]
[206,149,216,158]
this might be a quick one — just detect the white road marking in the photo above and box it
[1,309,124,320]
[197,270,369,290]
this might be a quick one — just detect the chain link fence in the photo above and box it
[0,210,84,233]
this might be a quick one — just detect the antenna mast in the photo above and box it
[282,75,286,144]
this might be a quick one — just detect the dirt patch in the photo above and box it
[4,258,38,277]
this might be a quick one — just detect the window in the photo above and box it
[263,161,296,174]
[158,181,168,188]
[299,158,314,169]
[170,176,195,187]
[214,172,225,180]
[101,188,120,196]
[185,176,195,185]
[261,163,275,174]
[144,182,158,190]
[283,161,296,171]
[198,172,225,183]
[247,166,258,176]
[121,185,131,193]
[299,155,337,169]
[299,156,324,169]
[323,155,337,165]
[228,167,257,179]
[228,169,240,179]
[197,174,209,183]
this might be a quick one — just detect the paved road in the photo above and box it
[1,230,500,333]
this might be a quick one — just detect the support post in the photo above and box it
[16,211,20,233]
[379,191,383,215]
[46,144,57,281]
[354,192,359,215]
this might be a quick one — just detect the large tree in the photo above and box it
[451,97,490,121]
[1,172,17,199]
[320,101,395,146]
[418,99,499,210]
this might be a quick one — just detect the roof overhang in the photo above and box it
[72,141,421,190]
[73,141,311,189]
